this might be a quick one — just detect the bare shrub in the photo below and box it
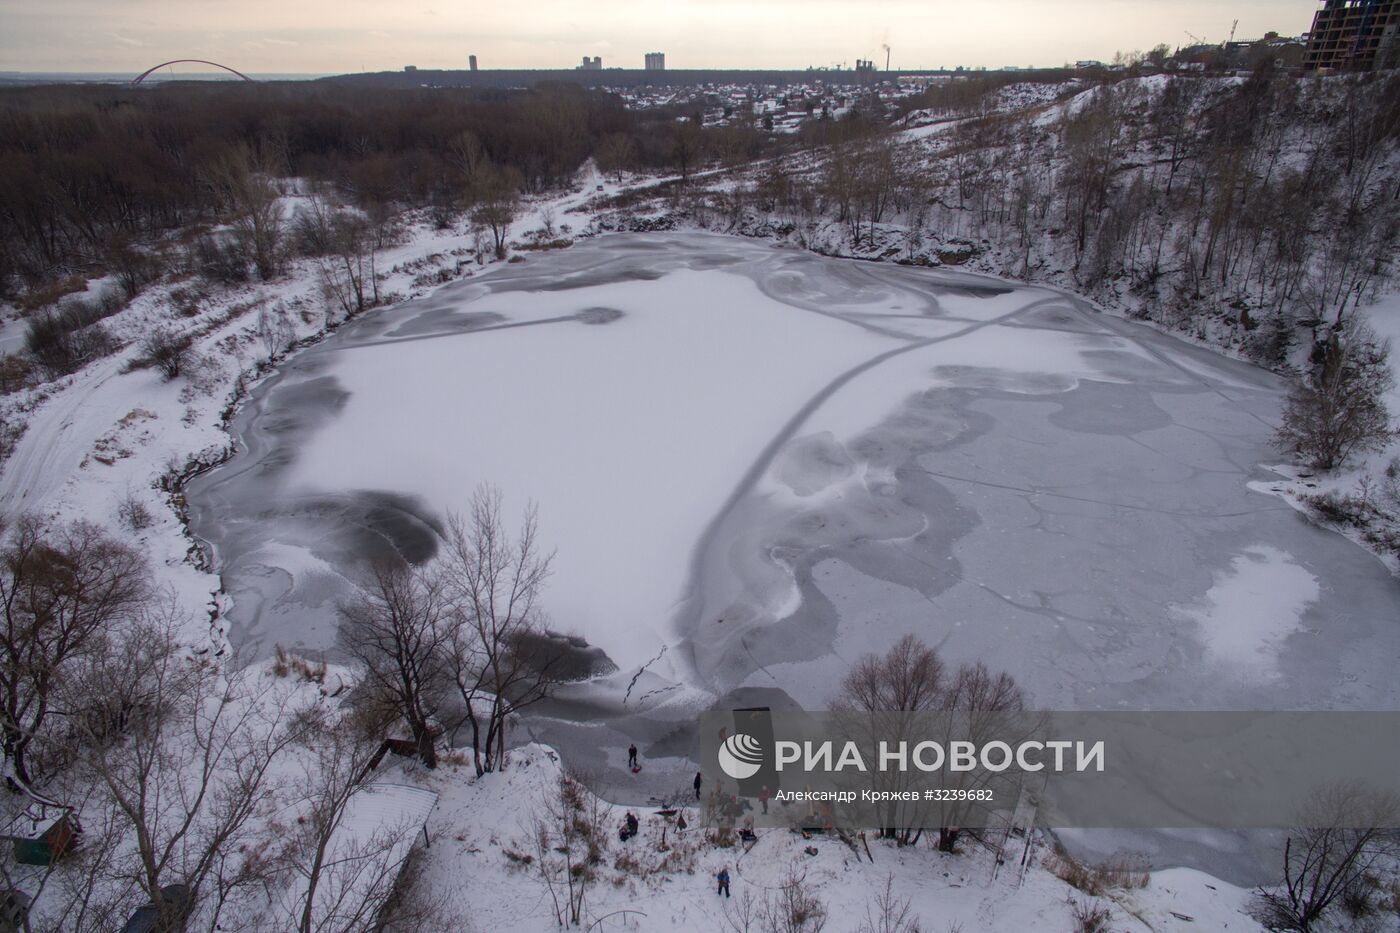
[858,875,921,933]
[117,488,154,531]
[271,643,327,684]
[141,328,193,381]
[24,297,120,375]
[107,240,165,300]
[759,867,828,933]
[1069,896,1111,933]
[1048,849,1150,896]
[192,234,249,284]
[257,302,296,362]
[530,771,608,926]
[169,286,204,318]
[0,353,36,394]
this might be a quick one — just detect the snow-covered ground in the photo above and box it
[412,742,1268,932]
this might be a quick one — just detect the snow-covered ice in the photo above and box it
[1174,545,1319,680]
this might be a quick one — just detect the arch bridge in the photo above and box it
[131,60,254,85]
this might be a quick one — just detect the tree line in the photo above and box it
[0,80,775,302]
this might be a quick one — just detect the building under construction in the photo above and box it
[1303,0,1399,70]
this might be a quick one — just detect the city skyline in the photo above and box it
[1,0,1321,74]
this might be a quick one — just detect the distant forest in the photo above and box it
[0,80,788,298]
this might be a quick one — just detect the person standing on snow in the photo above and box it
[715,866,731,898]
[694,771,703,800]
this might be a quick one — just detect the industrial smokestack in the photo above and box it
[883,44,891,71]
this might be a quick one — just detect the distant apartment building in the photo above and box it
[578,56,603,70]
[1304,0,1399,70]
[645,52,666,70]
[469,54,478,71]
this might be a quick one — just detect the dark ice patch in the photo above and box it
[346,490,445,564]
[512,630,619,681]
[929,365,1077,395]
[510,268,663,291]
[576,307,624,325]
[262,376,351,434]
[280,490,445,566]
[1047,380,1172,435]
[387,308,506,338]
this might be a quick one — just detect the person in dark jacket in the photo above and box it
[715,866,731,898]
[620,811,639,841]
[694,772,703,800]
[628,744,638,769]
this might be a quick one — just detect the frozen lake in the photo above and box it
[187,232,1400,874]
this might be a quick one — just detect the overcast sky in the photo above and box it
[0,0,1322,74]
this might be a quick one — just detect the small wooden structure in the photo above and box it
[3,807,78,866]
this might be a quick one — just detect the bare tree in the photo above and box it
[835,635,944,842]
[280,708,390,933]
[935,660,1028,852]
[839,635,945,714]
[442,485,560,775]
[470,163,521,261]
[71,621,303,932]
[834,636,1028,850]
[339,560,449,769]
[0,515,147,791]
[1275,325,1396,471]
[1256,783,1400,932]
[671,119,704,184]
[594,133,637,183]
[322,209,380,318]
[208,149,283,281]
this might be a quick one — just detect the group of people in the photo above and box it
[620,807,688,841]
[614,744,753,900]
